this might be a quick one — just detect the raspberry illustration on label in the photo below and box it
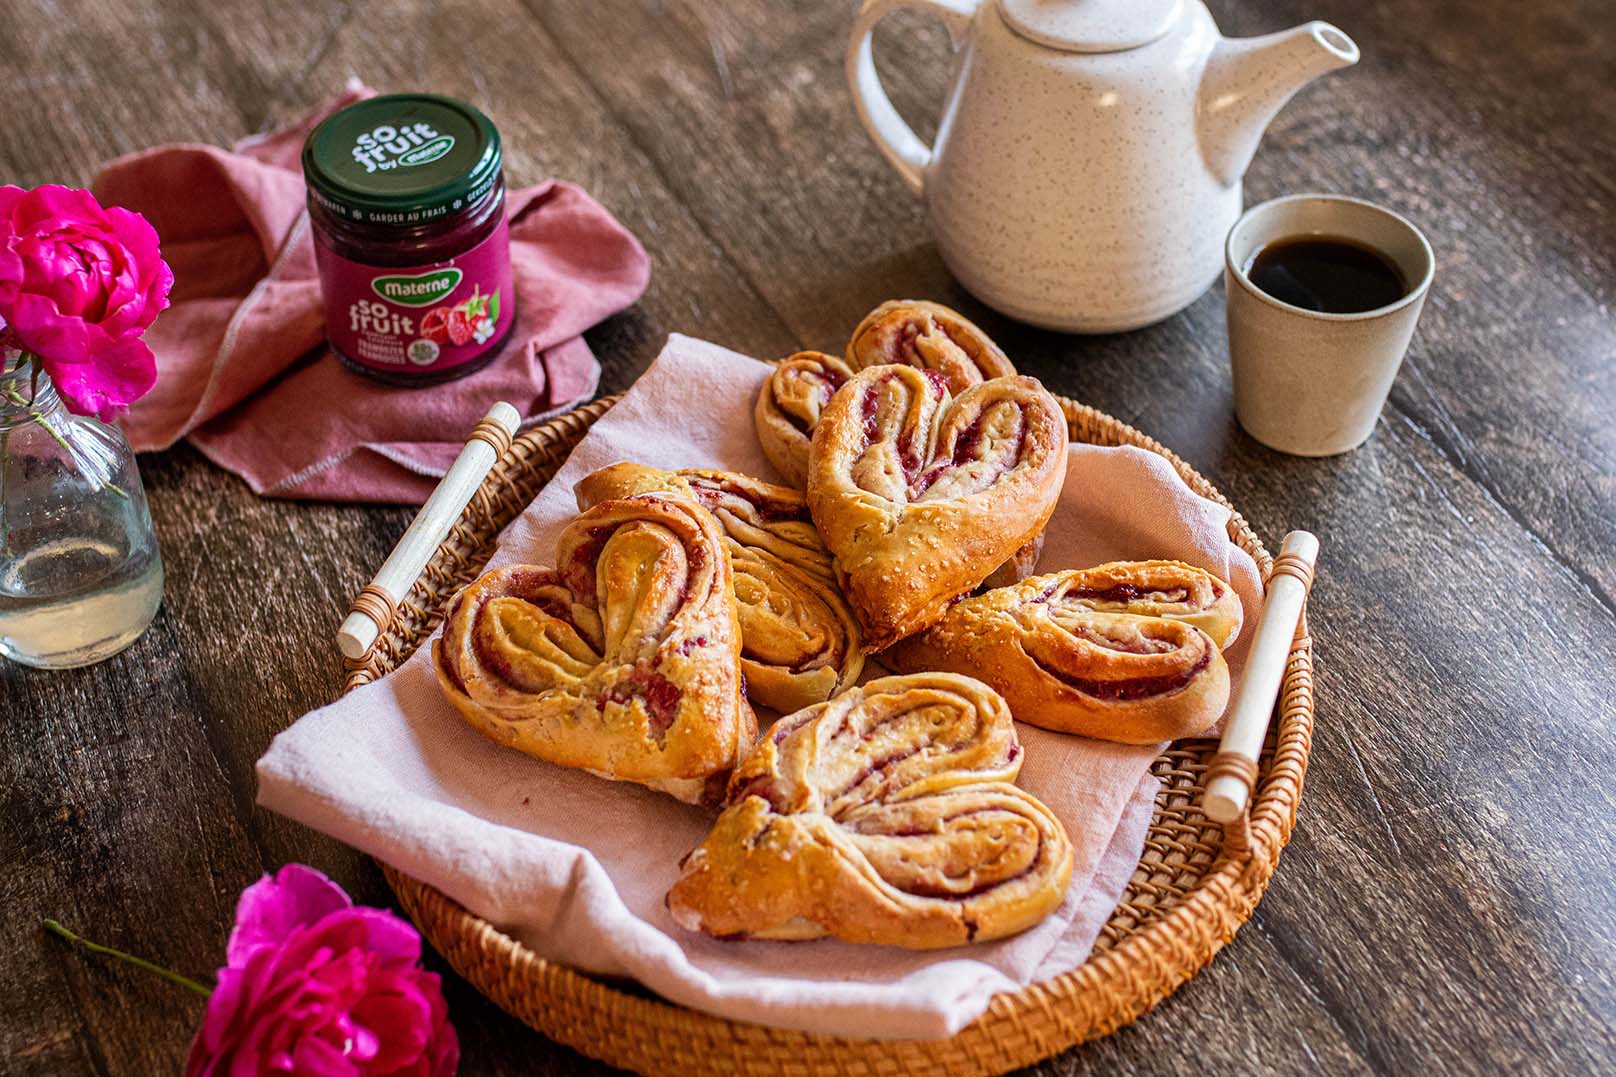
[447,307,474,346]
[420,307,451,346]
[422,285,501,350]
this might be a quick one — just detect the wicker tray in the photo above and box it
[342,392,1315,1076]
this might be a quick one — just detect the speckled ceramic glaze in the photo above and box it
[847,0,1359,333]
[1225,194,1434,456]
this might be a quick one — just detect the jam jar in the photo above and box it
[303,93,516,385]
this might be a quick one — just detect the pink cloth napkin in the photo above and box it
[92,84,649,502]
[256,335,1265,1038]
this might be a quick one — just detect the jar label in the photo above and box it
[314,217,515,375]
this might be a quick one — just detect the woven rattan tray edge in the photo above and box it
[344,392,1315,1077]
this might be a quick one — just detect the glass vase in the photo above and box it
[0,359,164,668]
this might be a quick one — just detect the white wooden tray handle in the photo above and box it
[336,401,521,662]
[1203,530,1320,825]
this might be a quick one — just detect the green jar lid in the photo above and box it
[302,93,502,225]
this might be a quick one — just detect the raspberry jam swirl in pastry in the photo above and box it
[845,299,1016,395]
[1057,559,1243,647]
[666,672,1074,949]
[755,301,1021,493]
[886,561,1241,744]
[574,463,863,714]
[806,365,1068,651]
[754,350,855,488]
[432,494,756,803]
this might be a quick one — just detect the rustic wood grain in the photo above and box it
[1,0,1612,1074]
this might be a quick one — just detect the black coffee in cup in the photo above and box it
[1244,236,1406,314]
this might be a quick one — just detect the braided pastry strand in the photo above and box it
[575,462,863,714]
[666,672,1074,948]
[432,494,756,803]
[806,365,1068,651]
[886,561,1240,743]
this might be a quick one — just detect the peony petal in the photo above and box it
[0,241,23,295]
[14,233,87,307]
[302,907,423,969]
[288,1034,362,1077]
[5,289,94,369]
[104,204,172,333]
[355,969,457,1077]
[395,976,459,1077]
[150,255,174,313]
[228,864,353,967]
[187,962,262,1076]
[12,185,110,234]
[97,268,143,337]
[43,332,156,421]
[104,204,166,277]
[348,1023,381,1063]
[349,974,432,1070]
[222,949,326,1077]
[14,233,104,320]
[185,1031,224,1077]
[97,252,147,337]
[0,186,28,304]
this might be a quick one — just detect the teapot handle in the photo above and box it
[846,0,979,197]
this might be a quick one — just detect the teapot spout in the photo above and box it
[1199,22,1359,188]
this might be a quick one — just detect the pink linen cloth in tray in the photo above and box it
[257,334,1264,1039]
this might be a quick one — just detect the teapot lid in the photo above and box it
[996,0,1183,53]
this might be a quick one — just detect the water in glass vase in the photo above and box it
[0,359,165,669]
[0,537,163,667]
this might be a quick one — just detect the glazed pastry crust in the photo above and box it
[575,462,863,713]
[432,494,756,803]
[845,299,1016,395]
[665,672,1074,949]
[807,365,1068,652]
[754,351,854,488]
[885,561,1240,744]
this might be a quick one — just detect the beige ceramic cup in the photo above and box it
[1224,194,1434,455]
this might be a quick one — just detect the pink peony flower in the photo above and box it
[186,864,459,1077]
[0,184,172,420]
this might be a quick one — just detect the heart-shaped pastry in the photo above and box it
[845,299,1016,394]
[666,672,1073,948]
[806,364,1068,650]
[754,301,1017,491]
[574,462,863,714]
[886,561,1241,743]
[433,494,756,803]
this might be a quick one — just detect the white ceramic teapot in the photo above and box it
[847,0,1359,332]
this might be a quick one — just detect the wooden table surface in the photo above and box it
[3,0,1612,1073]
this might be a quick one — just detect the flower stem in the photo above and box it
[0,424,12,559]
[43,919,213,998]
[2,360,128,498]
[2,385,73,456]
